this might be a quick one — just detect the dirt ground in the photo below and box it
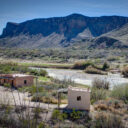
[0,86,67,120]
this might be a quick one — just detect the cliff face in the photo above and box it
[0,14,128,48]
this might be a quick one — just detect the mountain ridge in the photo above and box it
[0,13,128,48]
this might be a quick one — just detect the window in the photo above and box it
[24,80,27,84]
[77,96,81,101]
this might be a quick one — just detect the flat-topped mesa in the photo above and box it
[0,14,128,49]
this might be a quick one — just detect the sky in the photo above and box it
[0,0,128,34]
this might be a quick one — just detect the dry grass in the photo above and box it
[94,99,128,116]
[93,112,125,128]
[85,66,107,75]
[92,78,110,90]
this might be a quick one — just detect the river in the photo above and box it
[31,67,128,88]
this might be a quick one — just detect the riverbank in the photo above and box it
[31,67,128,88]
[0,57,73,69]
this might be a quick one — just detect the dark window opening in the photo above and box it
[24,80,27,84]
[77,96,81,101]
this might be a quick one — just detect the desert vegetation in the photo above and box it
[0,62,47,77]
[122,66,128,78]
[72,60,109,75]
[0,47,128,64]
[0,61,128,127]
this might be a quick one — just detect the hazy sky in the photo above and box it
[0,0,128,34]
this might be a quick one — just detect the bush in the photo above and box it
[102,62,110,71]
[72,61,93,70]
[85,66,106,75]
[111,84,128,103]
[29,69,47,76]
[91,88,107,104]
[52,109,67,122]
[3,83,11,88]
[39,69,48,76]
[92,78,110,90]
[94,99,125,112]
[107,56,120,61]
[92,113,125,128]
[122,66,128,77]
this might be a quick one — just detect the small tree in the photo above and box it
[52,109,67,127]
[102,62,109,71]
[70,109,82,121]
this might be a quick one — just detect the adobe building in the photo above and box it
[67,86,91,111]
[0,74,34,88]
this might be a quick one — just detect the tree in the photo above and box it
[102,62,109,71]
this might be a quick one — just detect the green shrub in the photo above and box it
[85,66,106,75]
[73,61,93,70]
[91,88,107,104]
[102,62,110,71]
[70,109,82,121]
[107,56,120,61]
[52,109,67,122]
[4,83,11,88]
[29,69,47,76]
[39,69,48,76]
[111,84,128,103]
[122,66,128,77]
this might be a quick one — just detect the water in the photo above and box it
[31,67,128,88]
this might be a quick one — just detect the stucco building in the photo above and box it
[0,74,34,88]
[68,86,91,111]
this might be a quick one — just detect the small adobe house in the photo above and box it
[0,74,34,88]
[67,86,91,111]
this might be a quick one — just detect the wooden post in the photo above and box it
[58,92,61,109]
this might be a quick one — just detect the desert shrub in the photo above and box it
[91,88,107,104]
[107,56,120,61]
[19,85,45,95]
[92,78,110,90]
[102,62,110,71]
[3,83,11,88]
[38,122,49,128]
[70,109,83,121]
[111,84,128,103]
[94,99,125,112]
[72,61,93,70]
[122,66,128,77]
[29,69,39,76]
[92,113,125,128]
[39,69,48,76]
[85,66,106,75]
[29,69,47,76]
[32,94,59,104]
[32,107,42,119]
[52,109,67,122]
[52,77,75,88]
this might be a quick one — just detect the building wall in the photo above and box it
[0,79,13,86]
[14,76,34,88]
[68,89,90,110]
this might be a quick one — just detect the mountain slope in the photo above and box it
[103,23,128,45]
[0,14,128,48]
[89,23,128,48]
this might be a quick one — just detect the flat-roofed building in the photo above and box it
[0,74,34,88]
[68,86,91,111]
